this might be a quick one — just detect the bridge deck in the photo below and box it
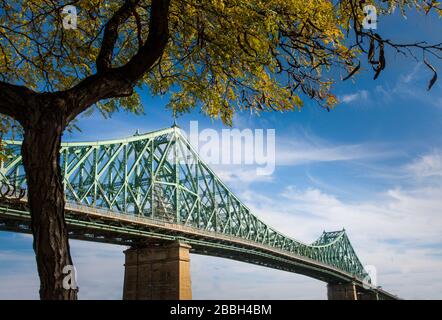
[0,198,397,300]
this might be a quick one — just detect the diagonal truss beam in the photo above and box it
[0,126,370,282]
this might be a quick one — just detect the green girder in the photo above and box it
[0,126,370,282]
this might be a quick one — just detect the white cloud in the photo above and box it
[406,150,442,179]
[212,165,274,185]
[236,180,442,298]
[183,123,395,173]
[191,255,326,299]
[400,62,422,84]
[206,131,396,188]
[282,186,341,208]
[339,90,369,104]
[375,62,442,108]
[275,135,395,166]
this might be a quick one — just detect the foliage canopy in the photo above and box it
[0,0,441,126]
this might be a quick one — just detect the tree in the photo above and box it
[0,0,441,300]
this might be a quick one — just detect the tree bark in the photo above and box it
[0,0,171,300]
[21,107,77,300]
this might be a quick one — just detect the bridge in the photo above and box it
[0,125,398,300]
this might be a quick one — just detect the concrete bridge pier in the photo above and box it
[123,241,192,300]
[327,282,379,300]
[327,282,358,300]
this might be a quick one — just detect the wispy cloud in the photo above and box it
[275,133,396,166]
[375,62,442,108]
[235,189,442,299]
[405,150,442,179]
[212,165,274,185]
[339,90,369,104]
[234,153,442,299]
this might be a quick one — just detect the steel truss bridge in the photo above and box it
[0,126,398,300]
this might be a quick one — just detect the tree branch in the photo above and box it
[65,0,170,123]
[0,81,36,122]
[96,0,141,73]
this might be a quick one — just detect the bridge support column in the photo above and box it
[327,282,358,300]
[358,290,380,300]
[123,241,192,300]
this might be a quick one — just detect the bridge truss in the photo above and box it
[0,125,391,296]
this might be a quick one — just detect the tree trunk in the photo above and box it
[21,109,77,300]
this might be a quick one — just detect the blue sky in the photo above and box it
[1,9,442,299]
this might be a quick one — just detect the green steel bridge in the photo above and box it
[0,126,398,300]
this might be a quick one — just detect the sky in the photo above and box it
[1,9,442,300]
